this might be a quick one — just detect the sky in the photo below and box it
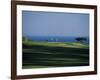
[22,11,89,37]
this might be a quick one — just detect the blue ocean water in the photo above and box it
[26,36,89,44]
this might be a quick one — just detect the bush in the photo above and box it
[76,37,87,43]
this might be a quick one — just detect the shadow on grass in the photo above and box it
[22,43,89,68]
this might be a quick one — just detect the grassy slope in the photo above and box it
[22,40,89,69]
[23,41,89,48]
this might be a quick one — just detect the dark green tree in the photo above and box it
[76,37,87,43]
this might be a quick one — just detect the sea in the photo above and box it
[25,36,89,44]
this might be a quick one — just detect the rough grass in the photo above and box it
[22,40,89,69]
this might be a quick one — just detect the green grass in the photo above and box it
[22,40,89,69]
[23,40,89,48]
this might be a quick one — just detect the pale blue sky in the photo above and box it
[22,11,89,37]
